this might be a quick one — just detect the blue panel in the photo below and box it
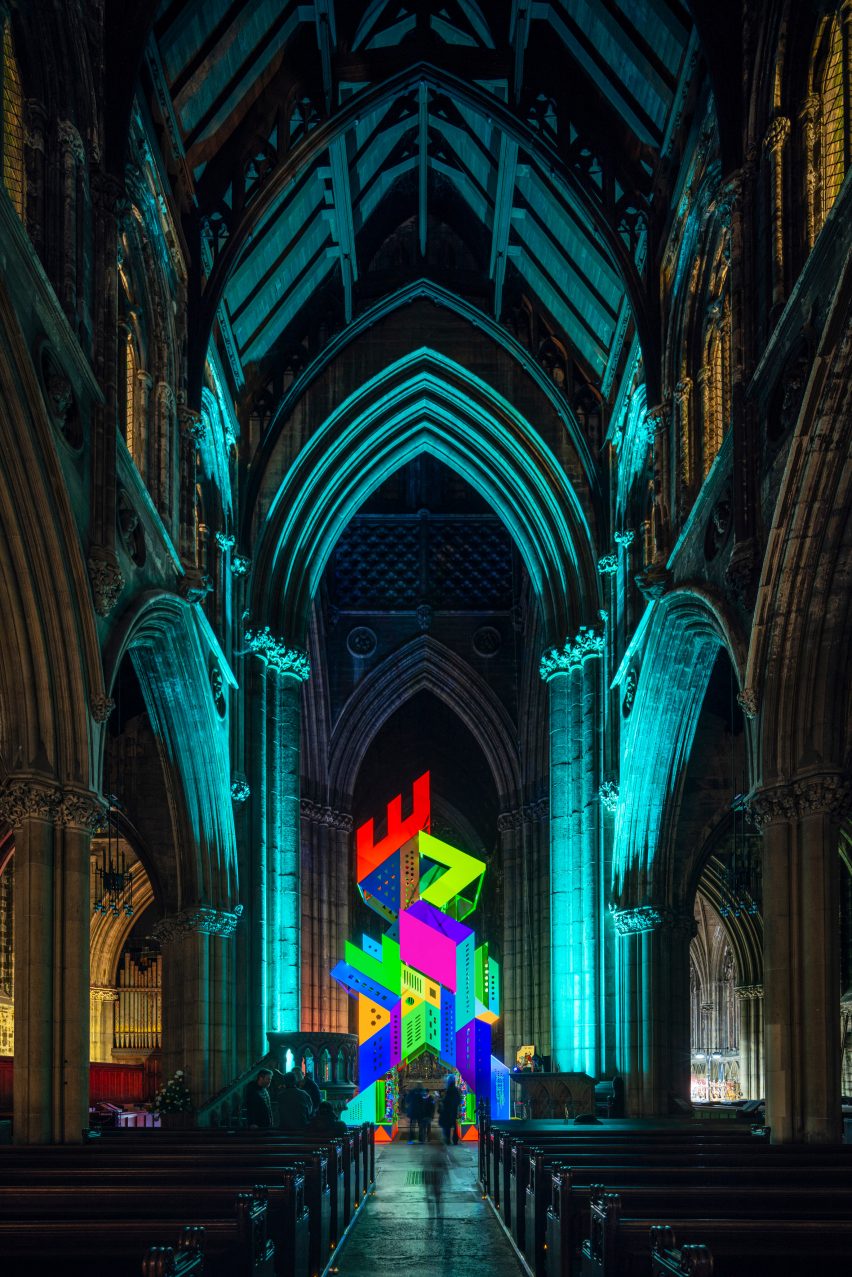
[359,1023,391,1088]
[331,960,397,1008]
[440,988,456,1065]
[360,850,401,913]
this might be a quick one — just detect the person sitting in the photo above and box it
[278,1069,312,1130]
[310,1100,348,1135]
[245,1067,274,1130]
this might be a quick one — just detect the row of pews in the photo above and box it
[478,1117,852,1276]
[0,1123,375,1277]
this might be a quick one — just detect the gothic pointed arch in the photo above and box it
[104,593,239,914]
[613,586,749,907]
[327,634,521,807]
[250,349,598,649]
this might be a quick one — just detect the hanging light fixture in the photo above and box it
[92,796,133,917]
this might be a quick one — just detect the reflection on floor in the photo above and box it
[333,1138,524,1277]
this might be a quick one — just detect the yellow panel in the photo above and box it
[359,996,390,1041]
[400,991,423,1017]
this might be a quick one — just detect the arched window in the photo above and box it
[2,20,25,220]
[809,12,849,239]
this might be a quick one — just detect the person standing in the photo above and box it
[419,1089,435,1142]
[278,1070,312,1130]
[403,1087,419,1143]
[439,1077,461,1145]
[245,1067,274,1130]
[297,1067,322,1116]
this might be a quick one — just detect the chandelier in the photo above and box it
[92,798,133,917]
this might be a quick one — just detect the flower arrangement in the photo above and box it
[148,1069,193,1114]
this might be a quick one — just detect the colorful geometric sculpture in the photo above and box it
[332,772,510,1130]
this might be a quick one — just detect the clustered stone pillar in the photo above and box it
[541,626,604,1077]
[245,626,310,1038]
[153,905,242,1103]
[497,798,550,1063]
[0,780,102,1143]
[751,774,850,1143]
[300,801,352,1034]
[613,905,694,1116]
[763,116,791,313]
[735,983,765,1101]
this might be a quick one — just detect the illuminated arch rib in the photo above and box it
[251,349,597,647]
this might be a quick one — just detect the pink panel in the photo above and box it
[399,907,457,990]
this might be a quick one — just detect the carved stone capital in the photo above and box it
[763,115,791,154]
[748,773,852,829]
[597,553,618,576]
[231,554,251,577]
[178,570,213,604]
[245,625,310,681]
[90,986,119,1004]
[646,403,671,435]
[609,903,695,936]
[152,904,243,945]
[88,551,125,617]
[614,530,635,548]
[599,779,619,814]
[0,778,62,827]
[59,790,106,832]
[214,531,235,552]
[300,799,354,831]
[674,378,693,403]
[496,797,549,832]
[634,562,672,600]
[737,688,758,720]
[735,983,764,1002]
[57,118,85,164]
[178,406,206,443]
[540,625,604,681]
[91,694,115,724]
[230,776,251,804]
[799,94,820,128]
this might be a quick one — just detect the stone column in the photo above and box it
[751,775,850,1143]
[89,987,118,1063]
[0,781,102,1144]
[735,983,764,1101]
[800,96,820,252]
[613,905,694,1116]
[88,172,126,618]
[540,626,604,1077]
[245,627,310,1035]
[153,905,242,1103]
[763,116,791,312]
[497,798,550,1063]
[300,801,352,1034]
[696,364,714,478]
[177,406,206,569]
[674,378,693,518]
[23,98,47,254]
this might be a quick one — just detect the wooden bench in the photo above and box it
[0,1147,329,1276]
[580,1194,852,1277]
[0,1190,274,1277]
[0,1181,308,1277]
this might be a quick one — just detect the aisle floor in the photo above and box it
[333,1137,526,1277]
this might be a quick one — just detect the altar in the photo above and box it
[510,1071,595,1119]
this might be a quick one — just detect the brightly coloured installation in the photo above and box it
[332,772,510,1136]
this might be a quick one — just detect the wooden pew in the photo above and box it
[0,1180,308,1277]
[0,1191,274,1277]
[0,1148,329,1277]
[579,1191,852,1277]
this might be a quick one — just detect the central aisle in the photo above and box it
[334,1138,525,1277]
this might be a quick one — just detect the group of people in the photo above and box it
[246,1065,346,1134]
[402,1077,462,1145]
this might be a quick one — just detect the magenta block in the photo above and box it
[399,900,471,992]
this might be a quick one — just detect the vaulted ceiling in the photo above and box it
[141,1,706,417]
